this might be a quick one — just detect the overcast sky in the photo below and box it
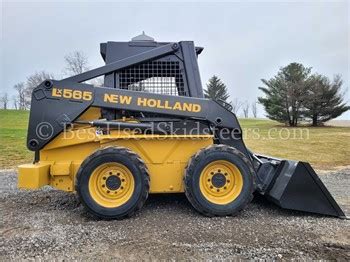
[1,1,349,119]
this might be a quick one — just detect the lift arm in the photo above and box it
[27,80,247,154]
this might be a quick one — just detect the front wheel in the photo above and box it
[184,145,255,216]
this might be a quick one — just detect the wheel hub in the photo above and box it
[88,163,135,208]
[199,160,243,205]
[106,175,121,190]
[211,173,226,188]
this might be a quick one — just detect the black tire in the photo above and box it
[184,144,255,216]
[76,146,149,219]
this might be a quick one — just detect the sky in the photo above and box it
[1,1,349,119]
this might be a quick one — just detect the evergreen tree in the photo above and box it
[204,75,231,109]
[304,74,349,126]
[258,63,311,126]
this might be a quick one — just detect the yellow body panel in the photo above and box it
[77,107,101,121]
[18,128,213,193]
[18,162,51,189]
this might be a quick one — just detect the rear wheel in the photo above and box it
[184,145,255,216]
[76,147,149,219]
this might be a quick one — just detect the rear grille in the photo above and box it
[118,61,186,96]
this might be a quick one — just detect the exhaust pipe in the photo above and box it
[254,155,346,218]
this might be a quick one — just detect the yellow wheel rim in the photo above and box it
[88,163,134,208]
[199,160,243,205]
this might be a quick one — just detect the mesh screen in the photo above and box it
[118,61,186,96]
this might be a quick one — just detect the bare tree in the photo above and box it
[12,95,18,110]
[0,93,9,109]
[64,51,89,76]
[242,101,249,118]
[24,71,55,108]
[251,100,258,118]
[231,98,243,115]
[14,82,27,110]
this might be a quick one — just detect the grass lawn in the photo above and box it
[0,109,349,169]
[240,119,350,169]
[0,110,32,169]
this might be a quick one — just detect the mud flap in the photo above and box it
[256,160,346,218]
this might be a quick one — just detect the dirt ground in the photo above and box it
[1,169,349,260]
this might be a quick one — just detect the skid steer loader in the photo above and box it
[18,34,345,219]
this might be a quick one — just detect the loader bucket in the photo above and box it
[258,160,346,218]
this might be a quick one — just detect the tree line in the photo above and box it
[1,58,348,126]
[258,63,348,126]
[204,63,348,126]
[0,51,99,110]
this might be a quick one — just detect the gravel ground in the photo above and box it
[1,169,349,260]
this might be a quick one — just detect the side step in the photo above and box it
[255,158,346,218]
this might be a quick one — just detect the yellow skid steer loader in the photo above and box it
[18,36,345,219]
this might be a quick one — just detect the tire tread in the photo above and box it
[184,144,255,217]
[75,146,150,219]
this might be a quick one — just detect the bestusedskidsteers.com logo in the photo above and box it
[36,122,54,140]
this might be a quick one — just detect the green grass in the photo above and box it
[0,110,349,169]
[240,119,350,169]
[0,110,32,168]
